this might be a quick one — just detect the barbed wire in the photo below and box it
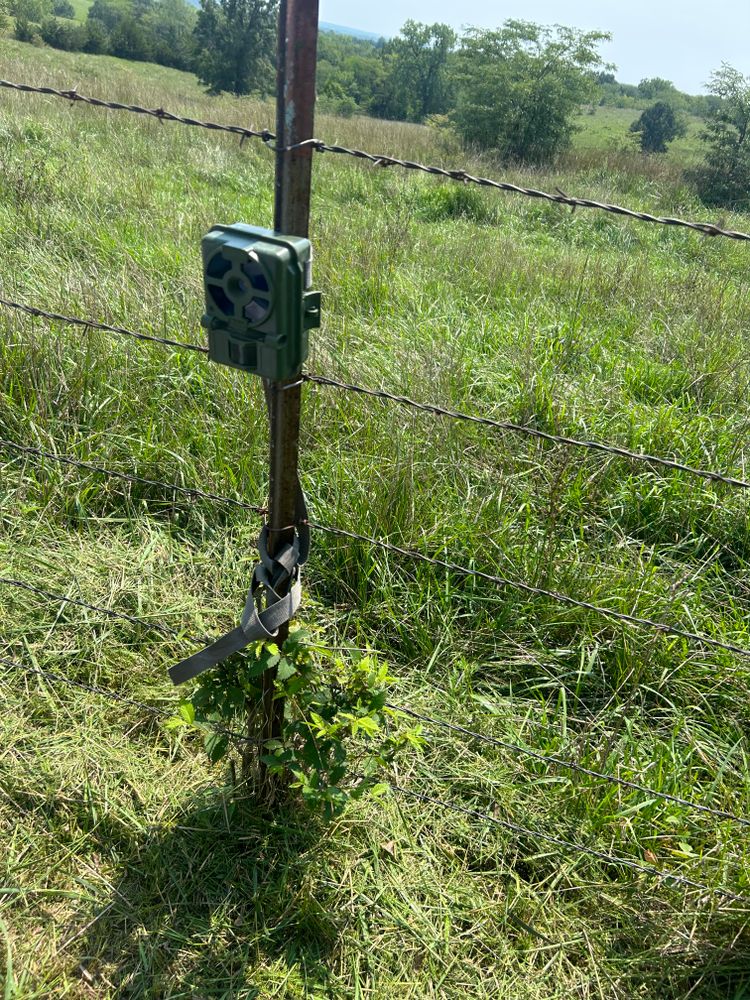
[0,648,260,744]
[302,374,750,491]
[0,652,164,715]
[3,573,750,830]
[0,438,267,514]
[303,141,750,242]
[0,295,209,354]
[393,704,750,829]
[305,520,750,660]
[0,576,208,643]
[4,624,745,904]
[391,781,750,905]
[5,293,750,494]
[0,79,275,142]
[2,78,749,243]
[4,434,749,660]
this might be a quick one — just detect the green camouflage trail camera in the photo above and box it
[201,223,321,379]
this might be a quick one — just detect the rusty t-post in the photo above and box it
[257,0,319,797]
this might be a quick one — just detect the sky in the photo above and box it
[318,0,748,95]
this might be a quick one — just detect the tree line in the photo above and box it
[6,0,750,210]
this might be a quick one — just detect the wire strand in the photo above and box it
[0,649,259,744]
[392,704,750,829]
[3,574,750,830]
[0,653,164,715]
[2,78,749,243]
[4,626,746,904]
[303,374,750,491]
[4,432,748,661]
[5,292,750,494]
[0,296,208,354]
[0,439,266,514]
[391,781,750,905]
[306,520,750,660]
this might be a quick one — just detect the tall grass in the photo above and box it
[1,39,750,998]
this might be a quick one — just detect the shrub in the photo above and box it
[52,0,75,17]
[692,64,750,209]
[14,15,39,40]
[169,629,423,819]
[335,95,358,118]
[40,15,87,48]
[630,101,686,153]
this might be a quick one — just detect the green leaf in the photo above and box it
[354,715,379,736]
[178,701,196,724]
[276,657,297,681]
[204,731,229,763]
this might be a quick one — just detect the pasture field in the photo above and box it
[2,39,750,999]
[571,104,705,162]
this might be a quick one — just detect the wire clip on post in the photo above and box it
[201,223,320,380]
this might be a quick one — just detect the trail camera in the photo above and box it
[201,223,321,379]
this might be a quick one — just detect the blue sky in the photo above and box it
[319,0,746,95]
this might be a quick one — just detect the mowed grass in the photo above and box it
[1,39,750,999]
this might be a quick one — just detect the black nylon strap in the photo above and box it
[168,483,310,686]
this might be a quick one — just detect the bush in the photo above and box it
[82,17,109,52]
[170,631,423,819]
[630,101,686,153]
[52,0,75,17]
[14,15,39,40]
[692,64,750,210]
[40,14,87,49]
[335,95,358,118]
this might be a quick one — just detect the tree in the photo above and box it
[87,0,128,32]
[82,17,109,51]
[52,0,75,16]
[451,20,610,163]
[10,0,51,21]
[630,101,686,153]
[109,14,152,60]
[193,0,276,96]
[145,0,196,70]
[637,77,677,100]
[693,64,750,209]
[377,20,456,122]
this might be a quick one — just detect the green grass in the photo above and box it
[2,39,750,998]
[573,105,706,162]
[68,0,92,21]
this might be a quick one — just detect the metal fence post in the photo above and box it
[257,0,320,796]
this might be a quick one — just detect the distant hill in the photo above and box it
[319,21,384,42]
